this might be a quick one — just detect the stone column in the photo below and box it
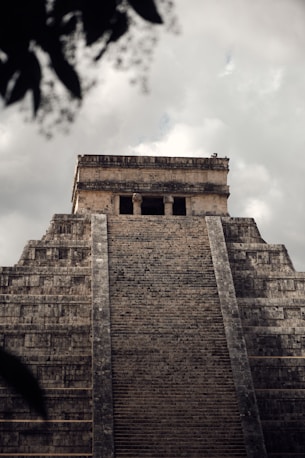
[163,195,174,215]
[113,195,120,215]
[132,193,142,215]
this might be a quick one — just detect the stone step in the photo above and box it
[107,215,247,458]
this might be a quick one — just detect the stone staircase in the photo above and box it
[0,214,92,456]
[107,215,248,458]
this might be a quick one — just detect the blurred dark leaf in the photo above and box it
[52,56,81,99]
[0,1,46,54]
[95,11,129,61]
[81,0,117,45]
[127,0,163,24]
[6,71,29,106]
[6,52,42,112]
[59,15,79,36]
[51,0,82,24]
[42,34,82,99]
[0,0,172,122]
[108,12,129,44]
[0,58,18,97]
[32,72,42,116]
[32,83,41,116]
[0,347,47,419]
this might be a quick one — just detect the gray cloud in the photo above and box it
[1,0,305,270]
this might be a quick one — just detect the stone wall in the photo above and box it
[0,214,92,456]
[72,155,229,216]
[223,217,305,457]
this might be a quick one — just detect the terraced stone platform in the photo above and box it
[1,154,305,458]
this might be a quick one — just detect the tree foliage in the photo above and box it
[0,0,173,123]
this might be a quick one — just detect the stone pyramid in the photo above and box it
[0,154,304,457]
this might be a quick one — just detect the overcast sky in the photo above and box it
[1,0,305,270]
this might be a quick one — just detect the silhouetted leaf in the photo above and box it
[0,58,18,97]
[30,53,42,110]
[0,3,29,54]
[0,347,47,419]
[41,35,82,99]
[52,0,82,22]
[59,15,78,35]
[28,1,48,46]
[0,1,47,54]
[95,11,129,61]
[32,85,41,115]
[6,71,29,105]
[5,52,42,113]
[108,12,129,44]
[127,0,163,24]
[52,55,81,99]
[0,0,169,123]
[48,0,81,36]
[81,0,117,45]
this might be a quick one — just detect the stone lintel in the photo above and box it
[75,181,230,196]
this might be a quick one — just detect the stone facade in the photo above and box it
[71,155,229,216]
[223,217,305,457]
[0,214,93,455]
[0,154,304,457]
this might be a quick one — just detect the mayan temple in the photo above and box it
[1,154,305,457]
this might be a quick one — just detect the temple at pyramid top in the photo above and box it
[71,154,230,216]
